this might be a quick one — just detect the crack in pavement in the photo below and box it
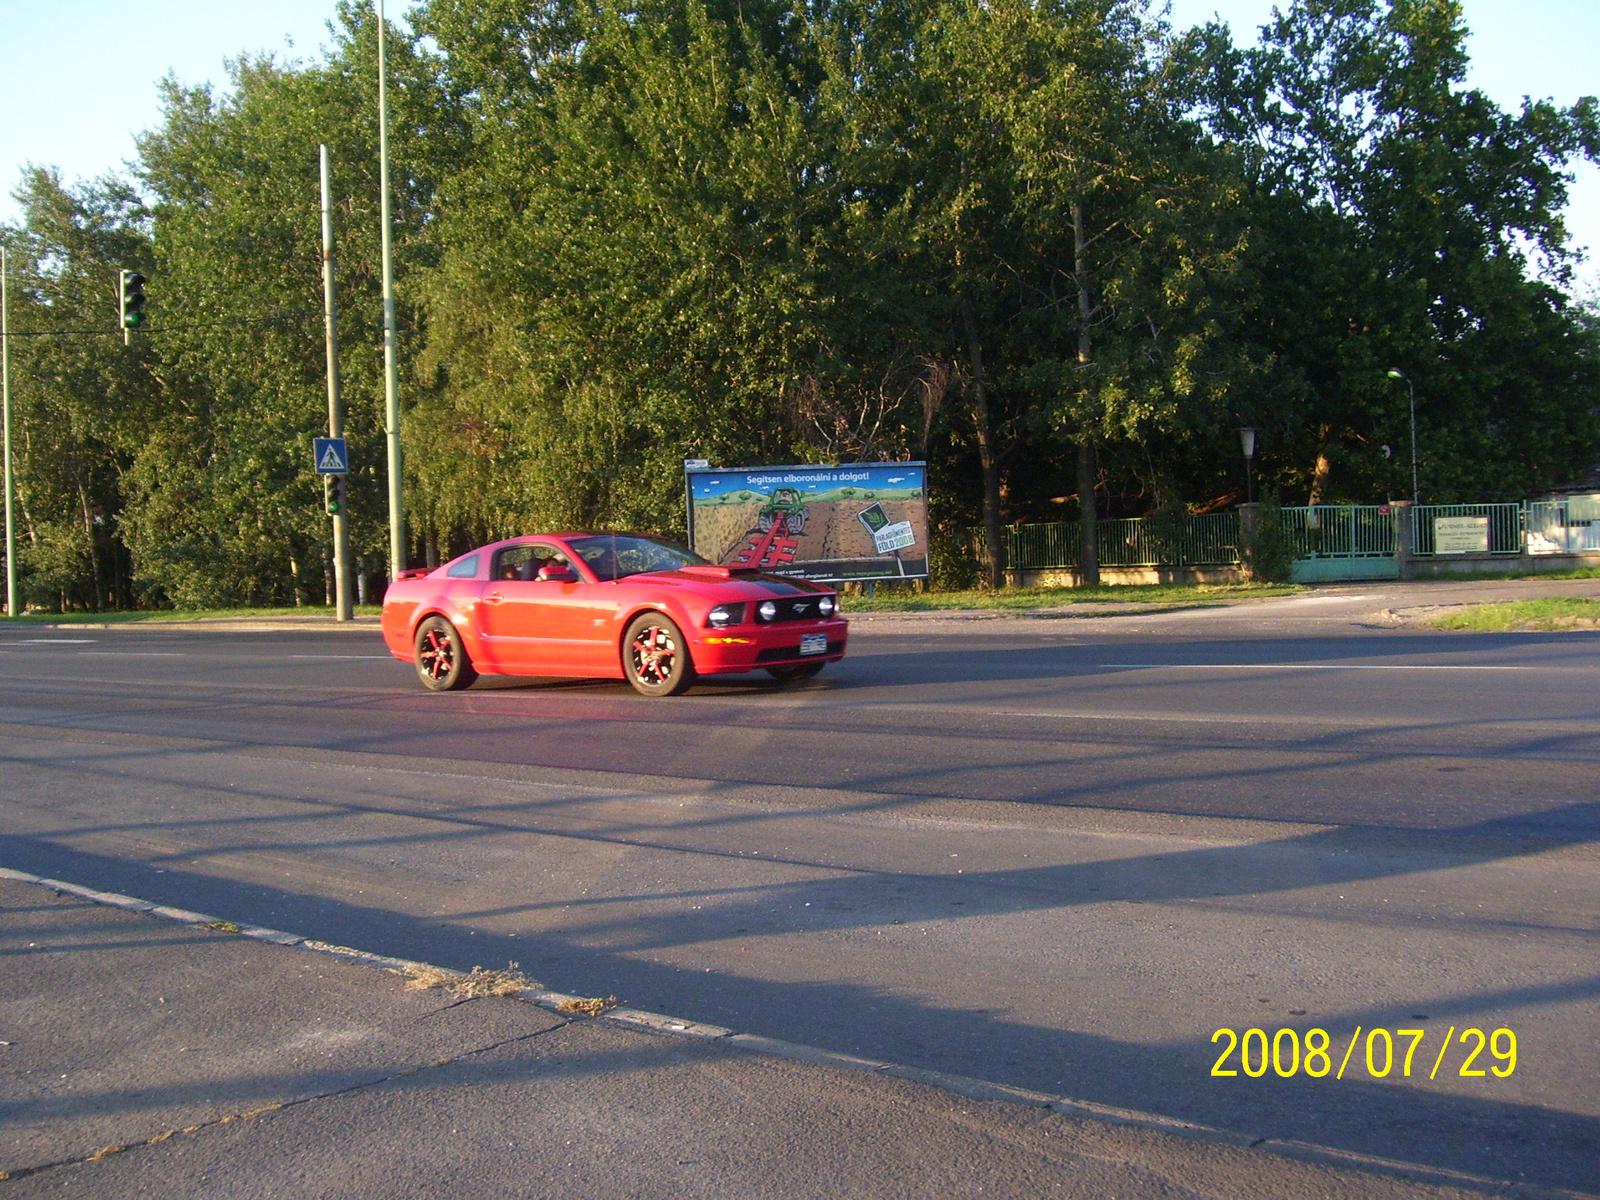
[0,1008,572,1184]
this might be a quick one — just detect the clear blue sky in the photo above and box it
[1,0,1595,289]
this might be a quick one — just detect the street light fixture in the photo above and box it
[1386,369,1418,503]
[1238,427,1257,503]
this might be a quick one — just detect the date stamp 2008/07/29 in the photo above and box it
[1210,1026,1516,1080]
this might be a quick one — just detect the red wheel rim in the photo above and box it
[419,628,454,680]
[629,625,677,686]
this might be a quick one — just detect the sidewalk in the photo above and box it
[1,874,1568,1199]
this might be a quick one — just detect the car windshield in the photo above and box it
[566,535,709,581]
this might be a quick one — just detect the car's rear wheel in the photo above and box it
[414,616,477,691]
[624,613,695,697]
[765,662,825,683]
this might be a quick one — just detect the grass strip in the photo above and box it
[1411,566,1600,583]
[840,581,1303,613]
[1430,597,1600,631]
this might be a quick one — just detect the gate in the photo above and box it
[1281,506,1399,582]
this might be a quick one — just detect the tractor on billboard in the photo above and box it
[757,487,808,535]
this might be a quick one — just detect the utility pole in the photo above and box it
[321,145,353,621]
[2,244,15,617]
[376,0,405,581]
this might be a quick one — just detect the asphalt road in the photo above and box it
[2,584,1598,1194]
[4,876,1479,1200]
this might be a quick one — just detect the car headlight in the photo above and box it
[708,603,744,628]
[757,600,778,622]
[818,595,836,617]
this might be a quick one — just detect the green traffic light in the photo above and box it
[123,312,144,328]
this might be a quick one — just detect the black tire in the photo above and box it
[765,661,825,683]
[414,616,478,692]
[623,613,696,697]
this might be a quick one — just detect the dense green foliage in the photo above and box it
[1,0,1595,609]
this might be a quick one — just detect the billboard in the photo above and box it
[687,462,928,582]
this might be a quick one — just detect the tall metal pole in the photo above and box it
[1408,377,1418,504]
[321,145,354,621]
[376,0,404,580]
[2,244,16,617]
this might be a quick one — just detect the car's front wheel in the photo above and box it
[414,616,478,692]
[623,613,695,697]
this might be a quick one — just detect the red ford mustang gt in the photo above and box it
[381,533,848,696]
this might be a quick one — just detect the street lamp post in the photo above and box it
[320,144,353,622]
[1238,427,1257,504]
[2,243,14,617]
[1386,368,1418,503]
[376,0,404,581]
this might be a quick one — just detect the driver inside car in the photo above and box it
[522,548,573,580]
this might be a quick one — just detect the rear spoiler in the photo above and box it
[396,567,433,581]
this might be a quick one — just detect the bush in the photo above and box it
[930,522,983,590]
[1243,491,1297,583]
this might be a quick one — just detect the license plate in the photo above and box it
[799,633,828,656]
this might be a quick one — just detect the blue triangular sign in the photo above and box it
[314,437,348,474]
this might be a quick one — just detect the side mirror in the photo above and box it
[537,564,578,583]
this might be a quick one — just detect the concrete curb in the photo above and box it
[2,865,1586,1200]
[20,618,381,633]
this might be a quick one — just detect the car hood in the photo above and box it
[645,567,834,597]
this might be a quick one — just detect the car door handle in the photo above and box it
[482,593,504,605]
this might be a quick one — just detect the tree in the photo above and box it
[0,172,152,611]
[129,5,454,602]
[843,0,1250,585]
[1202,0,1600,502]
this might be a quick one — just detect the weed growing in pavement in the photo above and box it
[556,995,620,1016]
[400,962,539,998]
[204,920,242,933]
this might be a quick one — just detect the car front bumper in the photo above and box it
[689,618,849,674]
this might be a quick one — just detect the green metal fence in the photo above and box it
[1525,498,1600,554]
[1007,512,1240,570]
[1007,522,1079,570]
[1002,497,1599,576]
[1409,503,1522,556]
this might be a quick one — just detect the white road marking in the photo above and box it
[1097,662,1538,671]
[8,638,98,644]
[77,651,183,657]
[289,654,396,660]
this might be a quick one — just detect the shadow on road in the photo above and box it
[4,807,1597,1194]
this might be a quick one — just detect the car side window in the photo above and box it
[445,554,480,579]
[495,546,534,581]
[493,544,572,582]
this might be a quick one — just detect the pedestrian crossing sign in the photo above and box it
[314,437,349,475]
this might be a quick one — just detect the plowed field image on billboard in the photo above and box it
[687,463,928,582]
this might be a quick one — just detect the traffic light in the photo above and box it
[119,271,147,329]
[325,473,347,516]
